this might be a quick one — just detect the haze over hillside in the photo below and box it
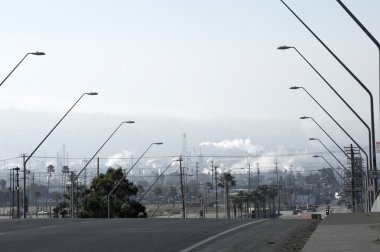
[0,108,371,176]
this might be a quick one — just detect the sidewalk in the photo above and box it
[302,212,380,252]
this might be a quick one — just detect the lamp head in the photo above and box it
[309,138,317,141]
[300,116,311,120]
[289,86,302,90]
[30,51,45,56]
[277,45,293,50]
[312,155,320,158]
[123,121,135,124]
[153,142,163,145]
[86,92,98,96]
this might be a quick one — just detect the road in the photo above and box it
[0,218,318,252]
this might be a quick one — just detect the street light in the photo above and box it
[309,138,349,174]
[313,155,354,212]
[107,142,163,219]
[300,116,367,169]
[280,0,378,194]
[1,51,45,87]
[22,91,98,218]
[302,116,370,210]
[292,86,370,174]
[312,155,349,185]
[70,120,135,218]
[318,168,345,192]
[278,46,372,175]
[137,158,179,204]
[336,0,380,140]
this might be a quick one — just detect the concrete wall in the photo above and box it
[371,196,380,212]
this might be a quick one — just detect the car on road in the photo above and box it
[292,209,302,215]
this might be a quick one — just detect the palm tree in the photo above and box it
[268,186,278,217]
[218,172,236,219]
[251,190,260,218]
[61,165,70,197]
[256,185,271,218]
[46,165,55,213]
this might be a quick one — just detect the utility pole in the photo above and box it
[22,154,27,218]
[211,160,214,189]
[215,165,218,219]
[257,162,260,187]
[31,173,35,214]
[248,163,251,191]
[15,167,20,219]
[179,157,186,218]
[9,169,12,218]
[196,161,199,196]
[275,162,280,215]
[350,144,356,213]
[97,157,100,178]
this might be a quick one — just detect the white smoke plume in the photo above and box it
[200,139,315,173]
[105,150,132,167]
[200,138,263,154]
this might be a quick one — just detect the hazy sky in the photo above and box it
[1,1,380,173]
[1,0,379,119]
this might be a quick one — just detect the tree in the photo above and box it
[231,193,244,218]
[46,164,55,211]
[53,202,69,218]
[168,185,177,208]
[80,167,146,218]
[256,185,277,218]
[61,165,70,197]
[153,186,162,204]
[0,179,6,191]
[51,191,62,205]
[218,172,236,219]
[34,191,41,213]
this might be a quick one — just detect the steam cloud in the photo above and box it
[200,138,262,154]
[105,150,132,167]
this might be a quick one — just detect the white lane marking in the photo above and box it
[0,232,6,235]
[40,225,56,229]
[180,219,268,252]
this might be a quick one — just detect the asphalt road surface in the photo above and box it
[0,218,319,252]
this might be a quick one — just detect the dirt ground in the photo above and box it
[279,220,321,252]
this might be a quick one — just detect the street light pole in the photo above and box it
[312,155,349,186]
[107,142,163,219]
[278,46,373,176]
[336,0,380,197]
[137,158,179,204]
[292,86,369,171]
[336,0,380,136]
[0,51,45,87]
[281,0,378,193]
[302,117,370,210]
[309,138,350,174]
[70,120,135,218]
[318,168,345,192]
[22,92,97,218]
